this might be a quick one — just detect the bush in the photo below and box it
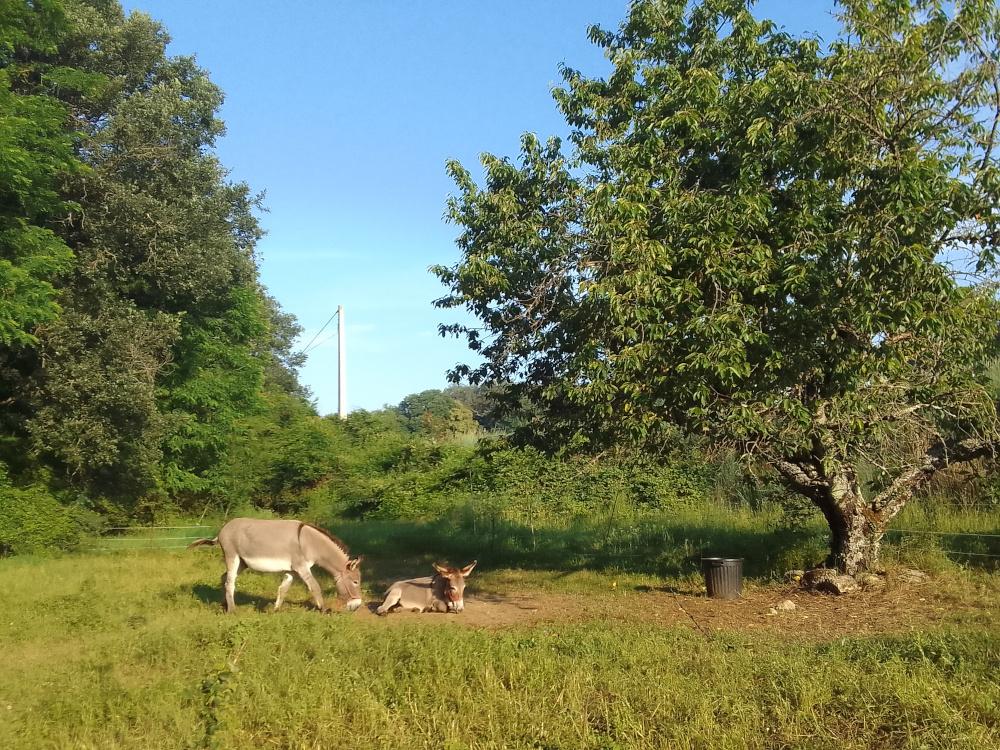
[207,393,350,515]
[0,484,88,555]
[466,446,716,525]
[359,443,477,519]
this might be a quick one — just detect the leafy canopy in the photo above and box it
[0,0,94,346]
[435,0,1000,482]
[0,0,309,516]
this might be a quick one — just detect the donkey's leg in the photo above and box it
[273,573,294,610]
[376,588,401,616]
[223,555,242,613]
[295,565,326,612]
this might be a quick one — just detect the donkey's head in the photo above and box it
[335,556,364,611]
[432,561,476,612]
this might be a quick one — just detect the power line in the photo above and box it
[299,308,339,357]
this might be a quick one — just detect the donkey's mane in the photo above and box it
[300,523,350,557]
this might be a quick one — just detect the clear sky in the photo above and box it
[118,0,838,415]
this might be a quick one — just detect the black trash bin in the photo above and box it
[701,557,743,599]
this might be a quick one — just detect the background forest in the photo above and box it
[0,0,705,552]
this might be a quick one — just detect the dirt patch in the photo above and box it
[352,579,993,639]
[356,593,546,628]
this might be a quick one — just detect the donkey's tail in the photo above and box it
[187,537,218,550]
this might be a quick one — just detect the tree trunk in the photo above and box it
[777,438,997,577]
[775,460,888,576]
[819,496,885,576]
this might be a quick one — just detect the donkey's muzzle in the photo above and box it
[346,598,363,612]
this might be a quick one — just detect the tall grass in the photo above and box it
[328,501,830,586]
[882,502,1000,572]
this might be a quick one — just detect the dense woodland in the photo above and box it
[2,0,999,577]
[0,0,308,544]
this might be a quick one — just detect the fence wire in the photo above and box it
[89,525,214,552]
[87,523,1000,560]
[886,528,1000,538]
[885,527,1000,560]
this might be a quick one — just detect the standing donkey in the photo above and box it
[376,561,476,615]
[188,518,363,613]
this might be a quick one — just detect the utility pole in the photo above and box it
[337,305,346,419]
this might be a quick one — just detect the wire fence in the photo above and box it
[883,527,1000,560]
[86,521,1000,562]
[88,525,215,552]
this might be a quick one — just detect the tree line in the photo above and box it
[1,0,309,530]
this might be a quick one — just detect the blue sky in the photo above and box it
[119,1,838,415]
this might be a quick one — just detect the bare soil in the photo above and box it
[356,577,995,639]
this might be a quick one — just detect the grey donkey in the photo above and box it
[376,561,477,615]
[188,518,363,613]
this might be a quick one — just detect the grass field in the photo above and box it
[3,508,999,749]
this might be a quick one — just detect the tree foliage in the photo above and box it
[398,388,479,439]
[0,0,88,347]
[0,0,309,520]
[435,0,1000,573]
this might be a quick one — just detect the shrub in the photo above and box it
[0,483,87,555]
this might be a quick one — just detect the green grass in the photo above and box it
[2,532,998,749]
[327,503,829,582]
[883,502,1000,572]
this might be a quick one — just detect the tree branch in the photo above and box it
[872,436,998,519]
[774,458,830,503]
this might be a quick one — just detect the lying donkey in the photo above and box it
[376,561,476,615]
[188,518,363,613]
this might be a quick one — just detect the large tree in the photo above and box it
[0,0,101,476]
[0,0,308,514]
[23,0,270,504]
[435,0,1000,575]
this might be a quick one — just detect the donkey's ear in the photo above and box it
[347,557,362,571]
[432,562,449,575]
[460,560,477,577]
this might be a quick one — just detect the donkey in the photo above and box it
[376,561,476,615]
[188,518,363,613]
